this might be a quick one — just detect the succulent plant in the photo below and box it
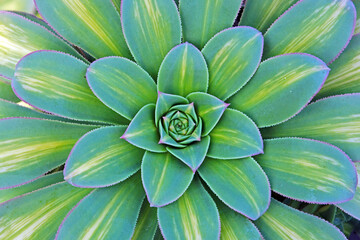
[0,0,360,239]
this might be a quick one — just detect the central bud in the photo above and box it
[158,102,202,148]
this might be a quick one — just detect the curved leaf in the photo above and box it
[263,0,356,63]
[355,0,360,34]
[56,173,144,240]
[0,182,92,239]
[132,201,158,240]
[35,0,131,59]
[0,80,18,102]
[199,157,270,220]
[158,177,220,240]
[64,126,143,188]
[263,94,360,161]
[0,118,94,189]
[158,43,208,97]
[122,0,181,78]
[201,27,263,100]
[142,151,194,207]
[179,0,243,49]
[255,199,346,240]
[155,92,188,126]
[256,138,357,204]
[0,0,34,12]
[208,108,263,159]
[229,53,329,127]
[87,57,157,120]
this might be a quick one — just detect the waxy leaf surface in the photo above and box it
[132,201,158,240]
[155,92,188,125]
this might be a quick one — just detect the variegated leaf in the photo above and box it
[122,0,181,78]
[263,94,360,161]
[158,177,220,240]
[208,108,263,159]
[56,173,144,240]
[0,11,84,79]
[155,91,188,126]
[142,151,194,207]
[354,0,360,34]
[263,0,356,63]
[35,0,131,59]
[64,126,143,188]
[239,0,298,33]
[0,118,94,189]
[199,157,270,220]
[229,53,329,127]
[0,81,19,102]
[0,182,92,239]
[256,138,357,203]
[112,0,121,12]
[255,199,346,240]
[87,57,157,120]
[179,0,243,49]
[201,27,263,100]
[132,201,158,240]
[158,43,208,97]
[0,0,34,12]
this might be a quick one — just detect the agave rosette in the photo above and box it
[0,0,359,239]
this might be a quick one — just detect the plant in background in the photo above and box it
[0,0,359,239]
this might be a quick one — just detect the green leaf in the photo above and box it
[155,92,188,125]
[132,201,158,240]
[56,173,144,240]
[0,11,84,79]
[167,135,210,172]
[64,126,143,188]
[122,104,166,153]
[111,0,121,12]
[0,80,19,102]
[35,0,131,59]
[0,172,63,204]
[0,118,94,189]
[199,157,270,220]
[263,0,356,63]
[256,138,357,204]
[263,94,360,161]
[239,0,298,33]
[201,27,263,100]
[255,199,347,240]
[142,151,194,207]
[187,92,228,136]
[13,51,126,124]
[0,182,92,239]
[229,53,329,128]
[316,34,360,99]
[87,57,157,120]
[158,43,208,97]
[0,0,34,12]
[355,0,360,34]
[208,108,263,159]
[336,162,360,220]
[179,0,243,49]
[158,177,220,240]
[122,0,181,78]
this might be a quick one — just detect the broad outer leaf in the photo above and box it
[255,199,347,240]
[336,162,360,220]
[229,53,329,128]
[0,80,18,102]
[0,172,63,204]
[13,51,125,124]
[263,0,356,63]
[158,43,208,97]
[187,92,228,136]
[316,34,360,99]
[256,138,357,204]
[122,0,181,78]
[158,177,220,240]
[64,126,143,188]
[179,0,243,49]
[208,108,263,159]
[87,57,157,120]
[199,157,270,220]
[239,0,298,33]
[0,182,92,239]
[155,92,188,126]
[122,104,166,153]
[56,173,144,240]
[35,0,131,59]
[0,118,95,189]
[263,94,360,161]
[142,151,194,207]
[0,11,83,79]
[132,201,158,240]
[202,27,263,100]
